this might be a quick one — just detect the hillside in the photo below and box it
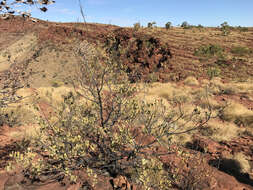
[1,16,253,86]
[0,16,253,190]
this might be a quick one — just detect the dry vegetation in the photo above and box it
[0,16,253,189]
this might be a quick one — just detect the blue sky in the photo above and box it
[28,0,253,27]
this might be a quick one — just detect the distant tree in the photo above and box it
[0,0,55,18]
[147,21,156,28]
[181,21,189,28]
[133,22,141,31]
[165,21,172,29]
[220,21,231,36]
[220,21,229,28]
[197,24,203,28]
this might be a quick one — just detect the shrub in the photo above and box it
[181,21,191,29]
[165,22,172,29]
[231,46,252,56]
[183,76,199,86]
[147,21,156,28]
[7,41,215,189]
[220,22,231,36]
[194,44,224,57]
[237,26,248,32]
[195,24,204,31]
[0,108,20,127]
[133,22,141,31]
[207,66,221,79]
[215,55,228,67]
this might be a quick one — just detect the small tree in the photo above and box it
[165,21,172,29]
[7,41,217,189]
[220,21,231,36]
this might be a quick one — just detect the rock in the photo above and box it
[191,135,230,157]
[4,172,24,190]
[4,183,24,190]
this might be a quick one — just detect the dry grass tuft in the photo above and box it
[9,125,41,142]
[232,152,251,174]
[36,86,74,105]
[147,83,193,103]
[198,98,221,110]
[183,76,199,86]
[220,101,253,128]
[206,119,240,142]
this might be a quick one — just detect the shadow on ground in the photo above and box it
[209,158,253,187]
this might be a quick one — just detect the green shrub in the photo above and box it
[195,24,204,31]
[237,26,248,32]
[215,55,228,67]
[165,22,172,29]
[220,22,232,36]
[147,21,156,28]
[207,66,221,79]
[194,44,224,57]
[231,46,252,56]
[181,21,192,29]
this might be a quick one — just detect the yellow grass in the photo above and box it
[208,77,253,95]
[232,152,251,174]
[146,82,193,103]
[198,98,222,110]
[0,33,37,64]
[221,101,253,128]
[9,125,41,142]
[206,119,240,142]
[183,76,199,86]
[229,81,253,94]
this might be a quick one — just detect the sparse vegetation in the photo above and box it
[181,21,192,29]
[207,66,221,79]
[147,21,156,28]
[1,7,253,190]
[220,101,253,128]
[220,21,231,36]
[231,46,252,56]
[51,80,64,88]
[215,55,228,67]
[183,76,199,86]
[165,21,172,29]
[194,44,224,58]
[237,26,249,32]
[6,41,215,189]
[133,22,141,31]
